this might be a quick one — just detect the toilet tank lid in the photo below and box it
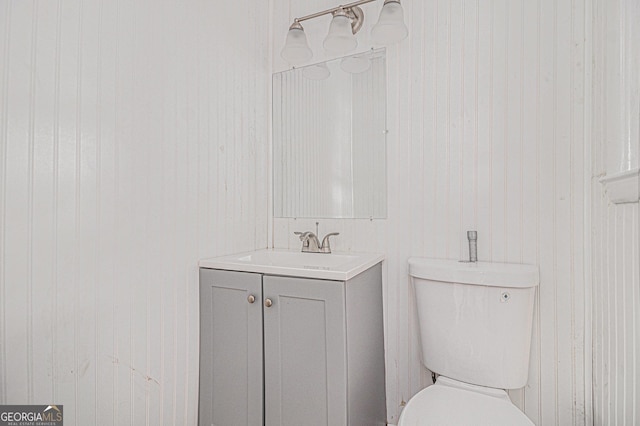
[408,258,539,288]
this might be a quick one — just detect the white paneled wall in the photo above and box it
[591,0,640,423]
[271,0,588,424]
[591,194,640,426]
[0,0,269,425]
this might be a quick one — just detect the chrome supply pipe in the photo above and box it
[467,231,478,263]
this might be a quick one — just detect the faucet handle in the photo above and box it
[294,231,322,252]
[294,231,309,248]
[294,231,315,240]
[320,232,340,253]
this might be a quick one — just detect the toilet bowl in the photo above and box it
[404,258,539,426]
[397,376,533,426]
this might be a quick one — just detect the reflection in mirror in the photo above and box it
[273,49,387,219]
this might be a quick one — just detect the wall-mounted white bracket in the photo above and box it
[599,168,640,204]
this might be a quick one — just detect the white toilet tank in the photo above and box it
[409,258,539,390]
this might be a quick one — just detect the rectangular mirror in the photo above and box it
[273,49,387,219]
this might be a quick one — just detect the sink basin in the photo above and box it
[199,249,384,281]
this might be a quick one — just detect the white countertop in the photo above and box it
[199,248,384,281]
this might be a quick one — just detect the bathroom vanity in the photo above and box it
[198,249,386,426]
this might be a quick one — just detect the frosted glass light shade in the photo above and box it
[303,63,331,80]
[371,0,408,45]
[323,14,357,53]
[340,56,371,74]
[281,26,313,64]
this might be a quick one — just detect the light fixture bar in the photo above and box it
[293,0,377,23]
[281,0,406,65]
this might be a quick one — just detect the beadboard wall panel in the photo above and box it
[591,0,640,423]
[271,0,588,424]
[0,1,269,425]
[591,196,639,426]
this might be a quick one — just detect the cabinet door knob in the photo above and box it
[264,298,273,308]
[247,294,256,304]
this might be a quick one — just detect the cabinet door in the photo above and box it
[263,276,347,426]
[199,269,263,426]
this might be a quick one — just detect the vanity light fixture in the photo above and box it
[324,8,360,53]
[340,55,371,73]
[281,21,313,63]
[303,63,331,80]
[281,0,407,65]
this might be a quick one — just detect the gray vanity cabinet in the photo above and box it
[199,263,386,426]
[199,269,264,426]
[263,275,347,426]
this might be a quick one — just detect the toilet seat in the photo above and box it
[397,377,534,426]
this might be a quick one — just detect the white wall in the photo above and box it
[590,0,640,423]
[271,0,589,424]
[591,194,640,426]
[1,0,610,425]
[0,0,269,424]
[598,0,639,175]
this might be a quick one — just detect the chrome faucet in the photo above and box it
[294,231,340,253]
[320,232,339,253]
[294,231,321,252]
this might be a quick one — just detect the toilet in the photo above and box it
[399,258,540,426]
